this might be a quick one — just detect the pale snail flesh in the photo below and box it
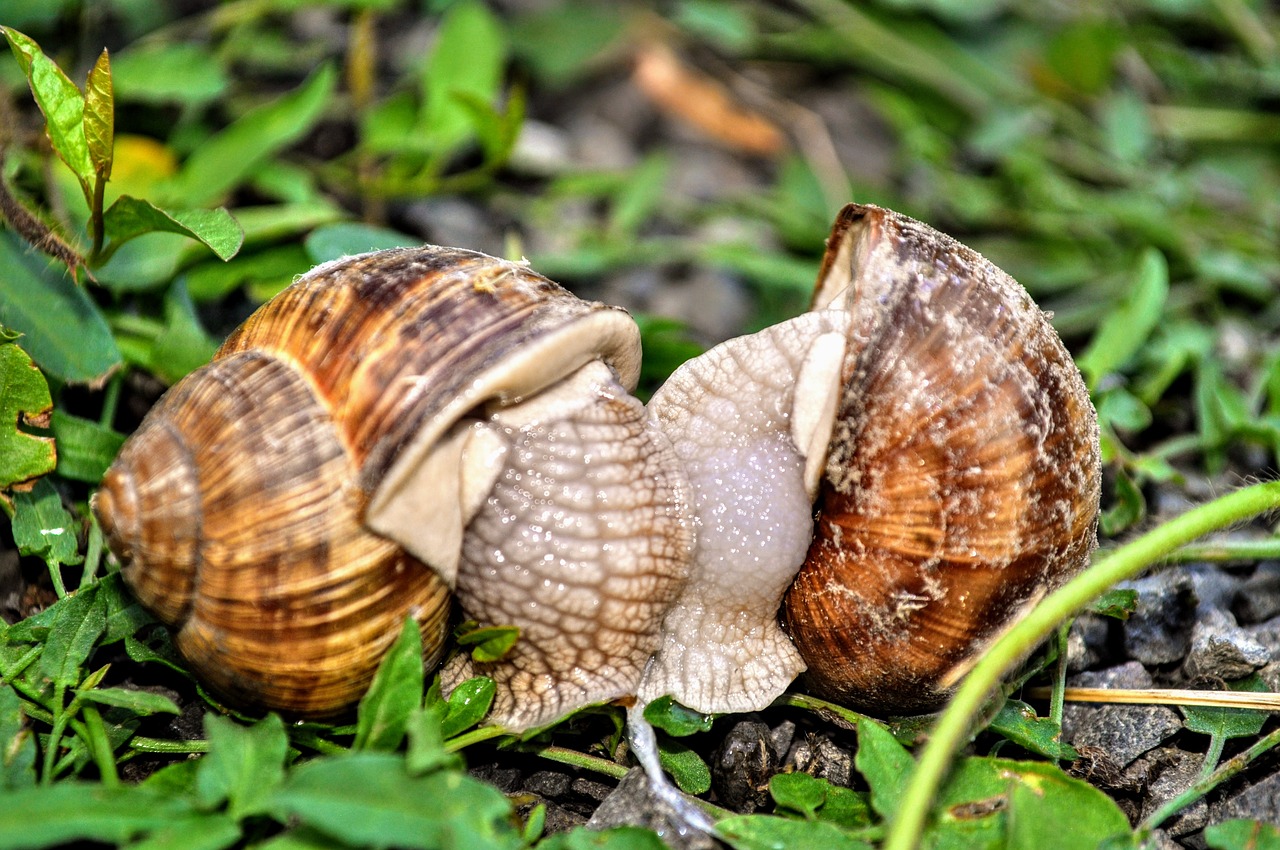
[93,204,1101,728]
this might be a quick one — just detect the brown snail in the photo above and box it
[93,204,1100,729]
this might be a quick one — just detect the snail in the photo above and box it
[93,204,1100,732]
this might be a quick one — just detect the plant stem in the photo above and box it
[530,744,629,780]
[884,480,1280,850]
[443,724,508,753]
[81,704,119,787]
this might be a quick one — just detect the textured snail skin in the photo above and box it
[639,309,850,714]
[443,360,693,731]
[779,205,1102,715]
[94,247,687,720]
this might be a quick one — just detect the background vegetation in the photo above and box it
[1,1,1279,848]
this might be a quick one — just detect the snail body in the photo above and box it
[95,204,1100,726]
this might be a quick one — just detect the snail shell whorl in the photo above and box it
[97,247,644,718]
[782,205,1101,715]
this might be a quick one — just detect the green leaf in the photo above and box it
[656,737,711,795]
[1100,470,1145,537]
[406,703,458,775]
[0,342,56,489]
[123,813,242,850]
[456,624,520,664]
[0,783,196,848]
[1181,676,1270,740]
[853,719,912,820]
[441,676,496,739]
[74,687,180,717]
[1,683,36,789]
[769,771,828,819]
[146,281,220,385]
[37,584,104,687]
[1,27,94,205]
[196,713,289,819]
[988,700,1078,761]
[184,245,312,302]
[419,0,508,154]
[1205,819,1280,850]
[303,222,421,265]
[642,695,714,737]
[355,617,425,752]
[11,477,83,571]
[1002,760,1130,848]
[161,64,337,207]
[102,196,243,261]
[0,231,122,385]
[50,411,124,483]
[1089,588,1138,620]
[1077,249,1169,388]
[110,42,229,106]
[268,752,523,850]
[609,154,670,237]
[83,49,113,180]
[717,815,875,850]
[536,826,670,850]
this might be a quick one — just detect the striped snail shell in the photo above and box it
[94,247,692,721]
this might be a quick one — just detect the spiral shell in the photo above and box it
[95,247,650,717]
[780,205,1101,714]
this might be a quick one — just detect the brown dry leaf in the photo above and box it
[632,41,787,157]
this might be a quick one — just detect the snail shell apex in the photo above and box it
[782,204,1101,714]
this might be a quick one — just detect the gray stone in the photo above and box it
[712,719,777,813]
[1062,662,1183,768]
[1187,563,1245,622]
[782,733,853,787]
[1122,570,1197,666]
[1234,562,1280,625]
[1125,747,1207,837]
[587,768,723,850]
[509,119,574,176]
[1067,612,1114,672]
[1209,757,1280,826]
[1183,609,1272,681]
[524,770,572,799]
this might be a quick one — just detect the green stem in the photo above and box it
[88,172,106,264]
[1158,539,1280,564]
[772,692,868,729]
[530,745,629,781]
[81,704,119,787]
[99,372,122,429]
[41,685,69,784]
[1140,725,1280,837]
[1200,733,1227,780]
[884,480,1280,850]
[443,724,508,753]
[129,736,210,754]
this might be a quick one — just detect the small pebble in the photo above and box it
[1121,570,1197,666]
[1233,562,1280,625]
[587,768,721,850]
[1124,747,1207,837]
[1062,662,1182,768]
[1182,609,1272,681]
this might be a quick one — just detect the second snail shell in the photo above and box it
[94,204,1100,727]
